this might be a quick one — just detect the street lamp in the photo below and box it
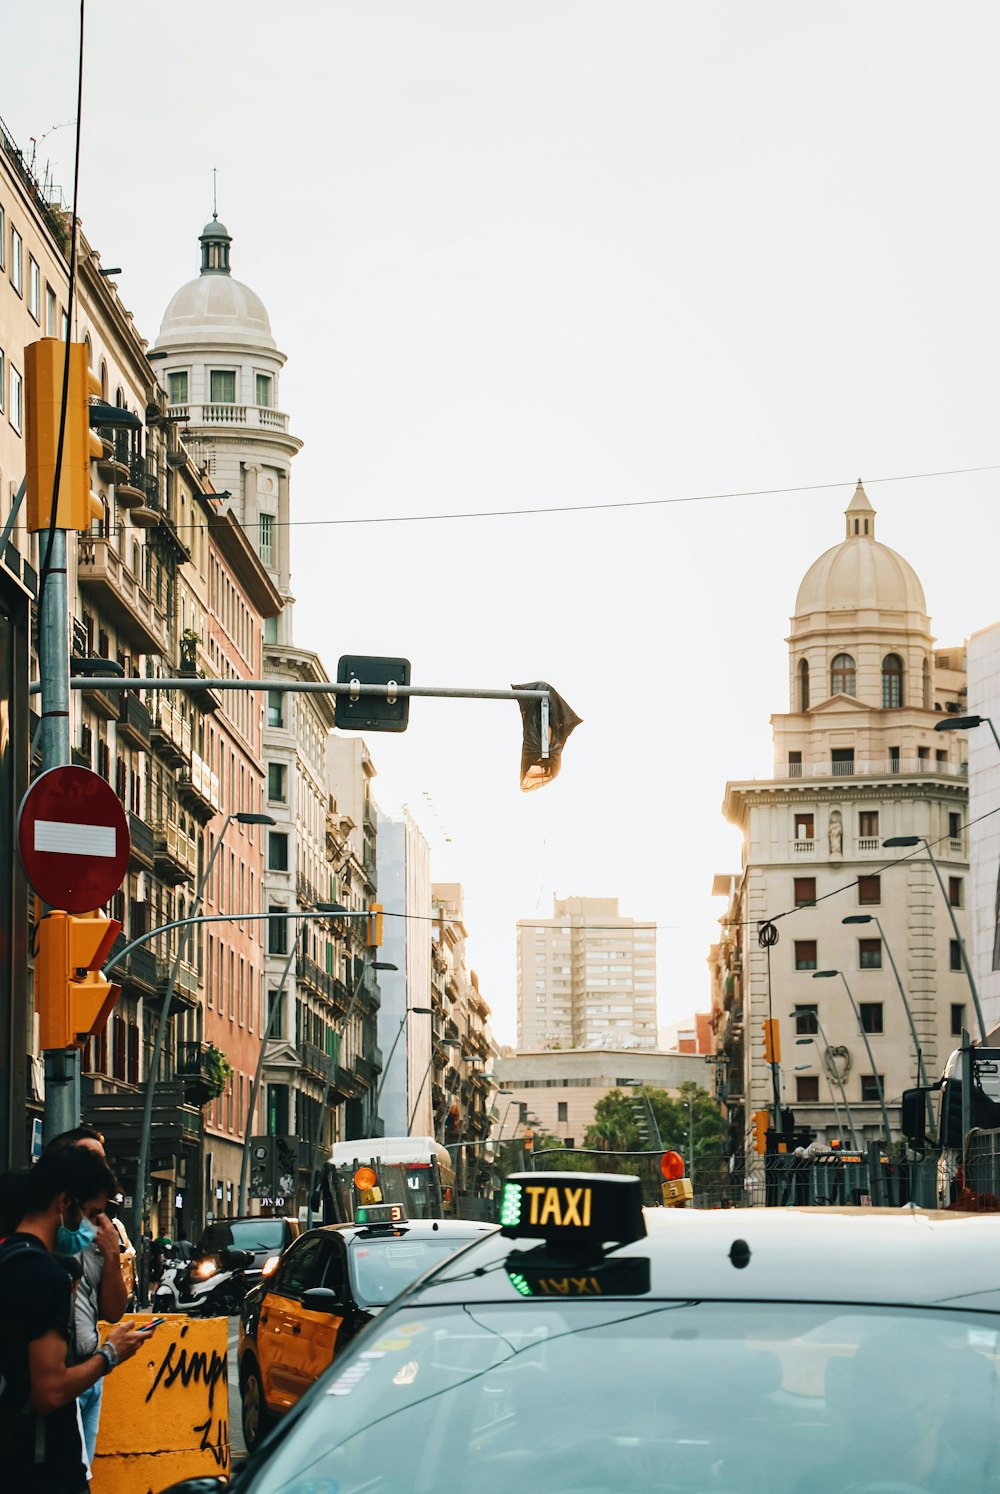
[238,901,345,1214]
[813,970,892,1142]
[374,1007,434,1111]
[883,836,986,1041]
[134,809,275,1292]
[793,1028,856,1148]
[934,714,1000,753]
[841,913,934,1128]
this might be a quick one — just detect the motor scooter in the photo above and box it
[152,1246,253,1316]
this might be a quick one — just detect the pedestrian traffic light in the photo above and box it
[763,1018,781,1066]
[752,1111,770,1155]
[35,909,121,1050]
[25,339,103,532]
[513,682,582,791]
[366,903,384,948]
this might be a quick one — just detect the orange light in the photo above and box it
[354,1166,378,1191]
[660,1150,686,1181]
[830,1138,841,1149]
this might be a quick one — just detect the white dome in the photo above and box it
[794,482,926,617]
[156,273,276,352]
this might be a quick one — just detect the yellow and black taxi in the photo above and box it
[164,1168,1000,1494]
[237,1201,495,1449]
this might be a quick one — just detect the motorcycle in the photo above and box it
[152,1246,253,1316]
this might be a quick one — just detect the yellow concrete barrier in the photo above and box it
[91,1313,230,1492]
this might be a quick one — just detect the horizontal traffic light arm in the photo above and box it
[31,678,552,701]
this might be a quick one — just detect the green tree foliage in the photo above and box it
[584,1083,727,1179]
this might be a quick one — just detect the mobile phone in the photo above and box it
[142,1318,166,1331]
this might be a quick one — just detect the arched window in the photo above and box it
[798,659,810,711]
[922,656,931,710]
[831,653,856,696]
[99,359,108,400]
[882,654,904,708]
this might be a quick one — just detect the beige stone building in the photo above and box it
[517,896,657,1050]
[712,486,971,1175]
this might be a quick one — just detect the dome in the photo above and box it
[156,273,276,352]
[794,482,926,617]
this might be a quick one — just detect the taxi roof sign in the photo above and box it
[355,1202,405,1226]
[500,1172,646,1247]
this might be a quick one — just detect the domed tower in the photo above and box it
[153,216,302,639]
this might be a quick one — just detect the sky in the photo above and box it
[4,3,1000,1045]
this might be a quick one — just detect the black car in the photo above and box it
[237,1214,494,1449]
[195,1215,300,1294]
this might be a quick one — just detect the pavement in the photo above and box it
[228,1318,247,1463]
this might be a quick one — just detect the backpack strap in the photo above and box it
[0,1240,50,1462]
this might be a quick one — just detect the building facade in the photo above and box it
[375,807,433,1138]
[966,622,1000,1037]
[713,486,972,1177]
[516,896,658,1051]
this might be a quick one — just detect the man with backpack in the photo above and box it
[0,1147,156,1493]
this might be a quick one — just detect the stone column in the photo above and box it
[242,463,260,555]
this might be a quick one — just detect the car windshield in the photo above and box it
[347,1235,480,1308]
[247,1300,1000,1494]
[200,1220,287,1254]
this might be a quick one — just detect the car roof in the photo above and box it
[309,1219,497,1245]
[400,1206,1000,1314]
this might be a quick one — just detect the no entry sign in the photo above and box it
[17,765,130,912]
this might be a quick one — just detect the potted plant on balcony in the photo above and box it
[179,628,199,674]
[203,1044,232,1100]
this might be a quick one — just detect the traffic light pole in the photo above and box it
[38,527,80,1141]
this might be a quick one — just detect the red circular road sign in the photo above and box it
[17,766,130,913]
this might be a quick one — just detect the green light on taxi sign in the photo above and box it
[508,1271,533,1296]
[500,1181,523,1228]
[355,1203,404,1226]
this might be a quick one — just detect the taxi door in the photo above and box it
[284,1236,348,1398]
[257,1234,329,1412]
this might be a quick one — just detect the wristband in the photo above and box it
[98,1342,118,1375]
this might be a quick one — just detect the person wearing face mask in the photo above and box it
[44,1129,129,1463]
[0,1147,155,1494]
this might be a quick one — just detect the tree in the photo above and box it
[584,1083,727,1181]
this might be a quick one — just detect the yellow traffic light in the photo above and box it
[523,1127,534,1153]
[752,1111,770,1155]
[661,1177,694,1208]
[36,910,121,1050]
[25,339,103,532]
[762,1017,781,1066]
[366,902,384,948]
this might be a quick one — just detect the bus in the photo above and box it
[318,1136,457,1224]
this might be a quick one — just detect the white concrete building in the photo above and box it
[714,486,972,1166]
[517,896,657,1051]
[374,807,434,1138]
[966,623,1000,1036]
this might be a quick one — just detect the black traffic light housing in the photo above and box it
[513,682,582,791]
[336,656,410,733]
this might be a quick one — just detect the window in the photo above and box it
[794,941,817,971]
[859,938,882,970]
[831,653,856,696]
[793,876,816,907]
[255,372,272,407]
[859,1003,883,1034]
[9,364,22,434]
[267,762,286,801]
[861,1075,885,1103]
[858,810,879,839]
[949,876,963,908]
[167,370,189,406]
[27,255,39,320]
[0,203,4,267]
[0,348,4,412]
[794,813,814,842]
[259,512,275,568]
[831,748,854,775]
[798,658,810,711]
[268,907,288,955]
[45,283,57,336]
[794,1005,818,1035]
[267,690,283,728]
[268,832,289,872]
[951,1003,966,1037]
[795,1075,819,1103]
[10,226,22,293]
[209,369,236,403]
[882,654,904,708]
[858,876,880,905]
[788,750,802,777]
[557,1102,568,1123]
[889,745,900,770]
[950,940,963,972]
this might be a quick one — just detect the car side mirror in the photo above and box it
[302,1286,342,1313]
[220,1247,254,1271]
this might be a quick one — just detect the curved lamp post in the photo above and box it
[842,913,934,1131]
[884,835,986,1041]
[813,970,892,1142]
[374,1006,434,1113]
[792,1028,856,1148]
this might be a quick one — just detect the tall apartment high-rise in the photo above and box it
[517,897,657,1050]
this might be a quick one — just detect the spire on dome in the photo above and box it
[845,479,875,541]
[199,207,232,276]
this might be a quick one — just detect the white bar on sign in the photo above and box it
[35,819,116,857]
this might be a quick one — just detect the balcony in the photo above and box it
[353,1053,376,1084]
[791,839,816,857]
[296,954,339,1006]
[127,812,154,871]
[299,1040,333,1082]
[117,692,151,750]
[152,820,197,885]
[122,943,158,994]
[77,538,168,655]
[149,695,191,768]
[81,677,119,721]
[175,1042,220,1107]
[171,401,290,434]
[153,956,200,1010]
[774,758,966,782]
[177,750,221,822]
[82,1079,201,1161]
